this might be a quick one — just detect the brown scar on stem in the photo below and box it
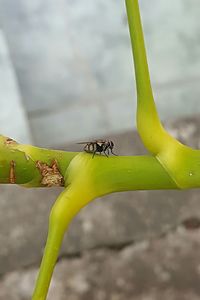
[4,137,18,145]
[9,160,16,184]
[36,159,64,187]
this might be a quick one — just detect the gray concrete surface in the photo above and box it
[1,226,200,300]
[1,116,200,298]
[0,29,32,143]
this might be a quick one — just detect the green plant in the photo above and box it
[0,0,199,299]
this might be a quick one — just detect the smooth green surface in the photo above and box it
[125,0,200,189]
[32,152,178,300]
[72,154,177,193]
[125,0,170,154]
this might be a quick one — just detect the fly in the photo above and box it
[77,140,117,157]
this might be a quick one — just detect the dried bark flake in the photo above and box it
[9,160,16,184]
[4,137,18,145]
[36,159,64,187]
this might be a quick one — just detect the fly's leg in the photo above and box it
[92,142,98,158]
[103,149,108,157]
[111,149,117,156]
[92,150,98,158]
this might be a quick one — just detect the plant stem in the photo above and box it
[125,0,153,99]
[125,0,200,189]
[0,135,77,186]
[87,155,177,193]
[32,178,96,300]
[125,0,168,154]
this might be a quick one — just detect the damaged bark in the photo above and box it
[36,159,64,187]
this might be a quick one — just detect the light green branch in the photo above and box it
[125,0,200,189]
[125,0,165,154]
[0,135,77,187]
[2,134,178,299]
[32,152,177,300]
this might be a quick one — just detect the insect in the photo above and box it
[77,140,117,157]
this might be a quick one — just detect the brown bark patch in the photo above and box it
[36,159,64,187]
[4,137,18,145]
[9,160,16,184]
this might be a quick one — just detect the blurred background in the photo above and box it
[1,0,200,147]
[1,0,200,299]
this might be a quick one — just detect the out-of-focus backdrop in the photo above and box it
[1,0,200,147]
[1,0,200,299]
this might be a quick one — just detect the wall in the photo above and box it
[0,0,200,147]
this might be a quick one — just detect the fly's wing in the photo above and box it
[77,140,100,144]
[76,141,92,144]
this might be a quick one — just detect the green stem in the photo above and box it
[32,181,95,300]
[87,155,177,192]
[125,0,200,189]
[125,0,153,99]
[125,0,167,154]
[0,135,77,186]
[32,224,64,300]
[32,153,177,299]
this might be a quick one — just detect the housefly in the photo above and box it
[77,140,117,157]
